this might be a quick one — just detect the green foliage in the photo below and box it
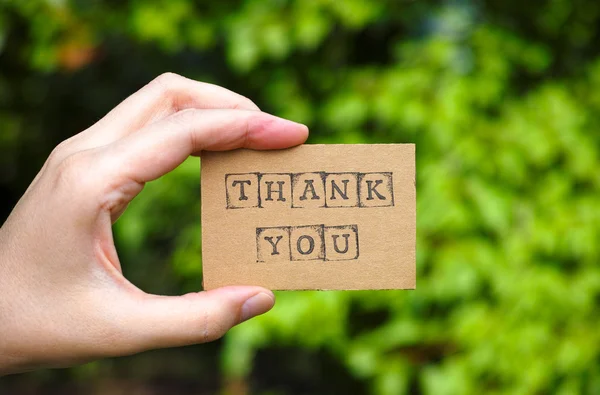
[2,0,600,394]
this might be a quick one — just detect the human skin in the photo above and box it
[0,73,309,375]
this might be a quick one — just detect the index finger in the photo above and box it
[103,109,309,184]
[82,73,261,147]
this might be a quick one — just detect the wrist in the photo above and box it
[0,223,22,376]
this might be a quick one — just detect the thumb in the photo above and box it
[117,286,275,352]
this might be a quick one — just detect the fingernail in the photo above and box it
[240,292,275,323]
[280,117,308,129]
[295,121,309,130]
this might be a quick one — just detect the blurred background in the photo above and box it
[1,0,600,394]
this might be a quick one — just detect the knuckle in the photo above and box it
[192,307,230,343]
[155,71,181,84]
[150,72,185,113]
[167,107,198,128]
[233,95,260,111]
[171,106,198,120]
[47,138,75,165]
[165,109,201,150]
[240,112,270,147]
[201,309,212,342]
[151,72,182,95]
[53,151,92,189]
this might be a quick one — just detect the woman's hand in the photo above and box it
[0,73,308,375]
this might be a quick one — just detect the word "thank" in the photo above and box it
[225,172,394,209]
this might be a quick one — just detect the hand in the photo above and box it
[0,73,308,375]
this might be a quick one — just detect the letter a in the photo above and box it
[299,180,320,201]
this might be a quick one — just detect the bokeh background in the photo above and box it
[2,0,600,394]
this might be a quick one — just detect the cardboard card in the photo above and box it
[201,144,415,290]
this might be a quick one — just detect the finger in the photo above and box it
[80,73,261,147]
[104,109,309,184]
[117,287,275,351]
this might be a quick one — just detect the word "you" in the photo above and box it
[226,172,394,209]
[256,224,359,262]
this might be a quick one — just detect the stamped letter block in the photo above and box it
[225,173,259,209]
[324,225,359,261]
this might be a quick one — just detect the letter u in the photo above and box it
[332,234,350,253]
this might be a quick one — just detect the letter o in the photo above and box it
[297,235,315,255]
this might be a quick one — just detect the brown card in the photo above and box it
[201,144,415,290]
